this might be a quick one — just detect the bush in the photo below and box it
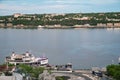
[56,76,70,80]
[18,64,44,79]
[107,64,120,80]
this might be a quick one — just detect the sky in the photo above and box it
[0,0,120,16]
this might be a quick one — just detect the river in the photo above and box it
[0,28,120,69]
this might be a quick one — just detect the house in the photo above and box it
[6,23,13,27]
[0,23,5,27]
[114,23,120,27]
[107,23,114,27]
[97,23,106,27]
[0,73,23,80]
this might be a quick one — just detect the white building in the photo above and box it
[119,57,120,64]
[114,23,120,27]
[13,13,22,18]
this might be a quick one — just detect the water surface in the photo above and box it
[0,28,120,69]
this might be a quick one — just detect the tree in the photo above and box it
[18,64,44,79]
[31,67,44,78]
[106,64,120,80]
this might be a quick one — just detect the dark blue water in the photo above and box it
[0,28,120,69]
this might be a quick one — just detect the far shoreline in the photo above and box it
[0,25,120,29]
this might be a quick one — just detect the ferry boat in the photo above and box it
[5,51,48,65]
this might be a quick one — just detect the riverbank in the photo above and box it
[0,25,120,29]
[43,25,120,29]
[1,12,120,29]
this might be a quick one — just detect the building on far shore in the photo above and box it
[107,23,114,27]
[13,13,22,18]
[97,23,106,27]
[0,23,5,27]
[6,23,13,27]
[114,23,120,27]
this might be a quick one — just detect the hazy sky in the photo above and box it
[0,0,120,16]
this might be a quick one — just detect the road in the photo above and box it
[39,70,112,80]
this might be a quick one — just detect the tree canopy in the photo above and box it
[107,64,120,80]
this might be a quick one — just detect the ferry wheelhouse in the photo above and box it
[5,52,48,65]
